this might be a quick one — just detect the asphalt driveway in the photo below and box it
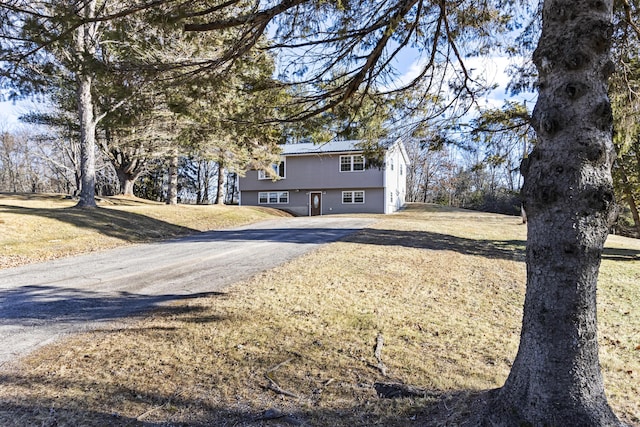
[0,216,375,366]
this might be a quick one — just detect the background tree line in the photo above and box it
[0,123,243,204]
[2,0,637,233]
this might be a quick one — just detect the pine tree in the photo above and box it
[181,0,623,423]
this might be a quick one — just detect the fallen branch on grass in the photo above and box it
[263,357,301,399]
[373,332,387,376]
[136,390,182,421]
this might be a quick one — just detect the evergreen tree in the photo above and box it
[180,0,624,424]
[609,0,640,236]
[0,0,281,206]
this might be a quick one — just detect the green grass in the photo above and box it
[0,199,638,426]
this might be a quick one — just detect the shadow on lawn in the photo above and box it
[180,227,365,245]
[601,246,640,262]
[0,284,226,326]
[344,228,527,262]
[344,229,640,263]
[0,368,490,426]
[0,204,196,242]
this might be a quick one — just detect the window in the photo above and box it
[400,164,403,175]
[340,155,365,172]
[342,191,365,204]
[390,159,394,171]
[258,191,289,204]
[258,160,286,179]
[340,156,351,172]
[390,192,394,203]
[353,156,365,171]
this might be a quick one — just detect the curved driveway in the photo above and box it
[0,216,375,366]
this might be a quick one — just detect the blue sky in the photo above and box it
[392,52,536,111]
[0,52,535,130]
[0,97,42,128]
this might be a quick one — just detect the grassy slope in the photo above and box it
[0,198,638,426]
[0,193,289,268]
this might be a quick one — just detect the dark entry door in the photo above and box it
[310,192,322,216]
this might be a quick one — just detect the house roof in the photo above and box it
[280,140,362,155]
[280,139,400,155]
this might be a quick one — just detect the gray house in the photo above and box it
[238,139,409,215]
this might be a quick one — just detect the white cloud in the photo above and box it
[390,54,536,110]
[0,98,46,129]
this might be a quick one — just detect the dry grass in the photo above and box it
[0,203,638,426]
[0,192,289,268]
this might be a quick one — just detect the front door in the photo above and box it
[310,192,322,216]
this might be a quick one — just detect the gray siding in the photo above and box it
[240,189,385,215]
[240,153,384,192]
[239,141,408,215]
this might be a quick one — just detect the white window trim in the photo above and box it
[342,190,365,204]
[258,159,286,180]
[258,191,289,204]
[339,155,365,172]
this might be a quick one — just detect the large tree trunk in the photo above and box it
[488,0,622,425]
[225,172,237,204]
[75,73,97,208]
[120,176,136,197]
[166,152,178,205]
[215,162,225,205]
[202,161,210,204]
[74,0,98,209]
[110,149,146,197]
[617,161,640,235]
[195,160,203,204]
[114,161,143,197]
[73,171,81,197]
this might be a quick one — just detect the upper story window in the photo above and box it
[258,160,286,180]
[340,155,365,172]
[390,159,394,171]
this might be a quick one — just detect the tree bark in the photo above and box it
[617,161,640,235]
[216,161,225,205]
[120,177,135,197]
[166,152,178,205]
[195,160,203,204]
[75,73,97,208]
[488,0,622,425]
[109,149,146,197]
[520,203,527,224]
[202,161,210,204]
[225,172,237,204]
[73,0,99,209]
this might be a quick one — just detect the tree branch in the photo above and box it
[184,0,307,32]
